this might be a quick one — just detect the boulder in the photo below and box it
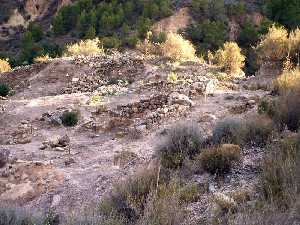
[168,92,194,107]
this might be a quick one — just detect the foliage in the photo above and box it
[64,38,103,56]
[161,33,197,61]
[256,25,289,62]
[261,136,300,207]
[102,36,122,49]
[273,69,300,95]
[197,144,241,175]
[61,111,80,127]
[265,0,300,29]
[186,20,227,53]
[0,83,10,97]
[243,116,274,147]
[34,55,51,63]
[191,0,226,21]
[0,59,11,73]
[156,122,203,169]
[238,21,259,47]
[214,42,245,75]
[212,118,244,145]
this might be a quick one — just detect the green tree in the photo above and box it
[265,0,300,29]
[84,26,96,39]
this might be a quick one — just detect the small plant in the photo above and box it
[214,42,245,76]
[61,110,79,127]
[272,91,300,131]
[197,144,241,175]
[273,69,300,96]
[243,116,274,147]
[212,118,244,145]
[261,136,300,207]
[161,32,196,61]
[34,54,51,63]
[100,165,159,222]
[64,38,103,56]
[0,58,11,73]
[0,83,10,97]
[156,122,203,169]
[167,72,178,83]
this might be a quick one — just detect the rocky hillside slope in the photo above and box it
[0,50,273,223]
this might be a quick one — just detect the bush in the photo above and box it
[161,33,197,61]
[261,136,300,207]
[256,25,289,62]
[102,36,122,49]
[156,122,203,169]
[273,69,300,96]
[197,144,241,175]
[272,91,300,131]
[212,118,244,145]
[243,116,274,147]
[214,42,245,75]
[100,165,158,222]
[64,38,103,56]
[0,59,12,73]
[0,83,10,97]
[61,111,80,127]
[34,55,52,63]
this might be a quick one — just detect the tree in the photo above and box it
[265,0,300,29]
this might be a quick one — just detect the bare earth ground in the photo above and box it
[0,52,272,222]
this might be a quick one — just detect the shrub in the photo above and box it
[61,111,80,127]
[161,33,197,61]
[0,59,11,73]
[100,166,158,222]
[197,144,241,175]
[273,69,300,96]
[212,118,244,145]
[214,42,245,75]
[0,83,10,97]
[34,55,51,63]
[271,91,300,131]
[261,136,300,207]
[64,38,103,56]
[243,116,274,147]
[102,36,122,49]
[156,122,203,169]
[256,25,289,62]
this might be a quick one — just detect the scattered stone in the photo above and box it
[168,92,194,107]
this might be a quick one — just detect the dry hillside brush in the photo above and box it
[0,59,11,73]
[64,38,104,57]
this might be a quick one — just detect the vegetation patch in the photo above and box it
[156,122,203,169]
[61,111,80,127]
[0,83,10,97]
[196,144,241,175]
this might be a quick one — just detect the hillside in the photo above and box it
[0,0,300,225]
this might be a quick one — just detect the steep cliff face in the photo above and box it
[0,0,72,40]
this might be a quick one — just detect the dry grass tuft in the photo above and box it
[64,38,103,57]
[0,58,11,73]
[161,33,197,61]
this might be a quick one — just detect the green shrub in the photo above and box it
[102,36,122,49]
[212,118,244,145]
[156,122,203,169]
[61,111,80,127]
[0,83,10,97]
[197,144,241,175]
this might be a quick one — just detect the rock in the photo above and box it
[168,92,194,107]
[247,100,256,106]
[58,135,70,147]
[0,149,10,168]
[213,192,237,210]
[64,158,75,166]
[204,79,218,96]
[54,147,65,152]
